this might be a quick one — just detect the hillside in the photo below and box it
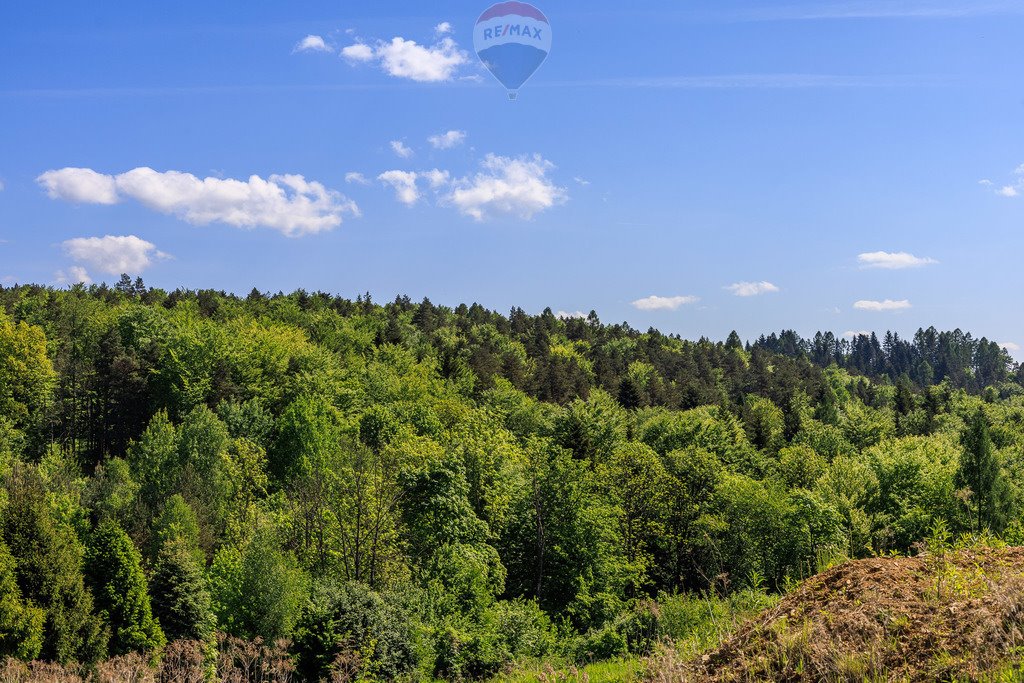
[0,283,1022,681]
[650,545,1024,682]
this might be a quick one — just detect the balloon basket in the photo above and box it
[508,91,518,101]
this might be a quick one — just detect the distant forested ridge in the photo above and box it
[0,278,1020,680]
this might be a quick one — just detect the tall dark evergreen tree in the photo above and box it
[150,537,214,642]
[955,409,1011,533]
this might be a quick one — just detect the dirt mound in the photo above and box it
[651,547,1024,682]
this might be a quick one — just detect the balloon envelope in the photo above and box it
[474,2,551,96]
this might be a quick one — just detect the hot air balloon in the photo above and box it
[473,2,551,100]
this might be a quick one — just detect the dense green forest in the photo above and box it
[0,278,1022,681]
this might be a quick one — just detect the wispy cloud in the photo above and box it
[345,172,370,185]
[378,170,422,206]
[556,310,587,319]
[294,35,332,54]
[1000,341,1021,352]
[631,295,700,311]
[854,299,912,312]
[390,140,414,158]
[857,251,938,269]
[428,130,466,149]
[55,266,92,286]
[726,281,780,297]
[843,330,873,338]
[985,163,1024,198]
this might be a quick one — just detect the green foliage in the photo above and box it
[0,311,55,435]
[151,494,202,564]
[0,285,1022,677]
[85,458,138,526]
[84,519,165,656]
[0,537,45,660]
[1,464,106,663]
[400,458,489,559]
[150,536,214,642]
[777,445,825,490]
[127,411,178,507]
[292,580,417,682]
[956,409,1013,534]
[209,523,308,642]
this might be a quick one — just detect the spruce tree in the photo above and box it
[84,520,165,656]
[0,537,44,660]
[150,537,214,642]
[2,464,107,664]
[955,409,1011,533]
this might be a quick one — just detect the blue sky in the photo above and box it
[1,0,1023,353]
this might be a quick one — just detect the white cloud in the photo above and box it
[445,154,568,220]
[62,235,168,276]
[378,170,422,205]
[853,299,912,312]
[435,22,453,35]
[37,167,359,237]
[345,172,370,185]
[37,167,119,204]
[421,169,450,189]
[1000,341,1021,352]
[341,43,375,62]
[294,35,331,53]
[631,295,700,311]
[428,130,466,149]
[556,311,587,319]
[378,169,450,205]
[574,177,591,186]
[342,36,469,82]
[986,163,1024,198]
[843,330,872,338]
[857,251,938,269]
[55,266,92,286]
[390,140,414,158]
[726,281,779,297]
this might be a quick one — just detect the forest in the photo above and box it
[0,277,1022,681]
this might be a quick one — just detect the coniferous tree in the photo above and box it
[955,409,1011,533]
[2,464,107,663]
[150,537,214,642]
[84,520,165,656]
[0,537,45,660]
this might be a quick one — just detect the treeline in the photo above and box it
[0,279,1021,681]
[754,328,1015,392]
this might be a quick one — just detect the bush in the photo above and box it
[292,581,417,682]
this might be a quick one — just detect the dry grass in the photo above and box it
[647,547,1024,682]
[0,636,293,683]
